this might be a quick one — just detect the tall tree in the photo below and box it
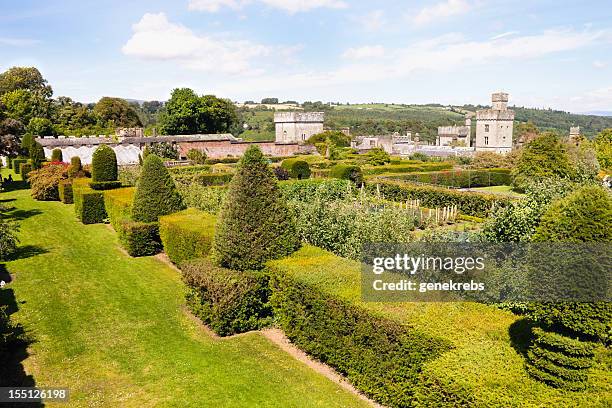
[158,88,237,135]
[93,97,142,128]
[0,67,52,98]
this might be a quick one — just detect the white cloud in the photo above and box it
[122,12,282,74]
[188,0,347,14]
[593,60,607,69]
[342,45,385,59]
[188,0,243,12]
[0,37,40,46]
[490,31,519,40]
[224,28,605,96]
[359,10,386,32]
[411,0,472,26]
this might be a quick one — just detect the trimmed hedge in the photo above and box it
[365,179,512,217]
[19,163,32,180]
[91,145,118,182]
[281,159,311,179]
[382,168,512,188]
[167,165,211,175]
[526,327,595,391]
[118,220,162,257]
[103,188,135,231]
[103,187,163,257]
[73,178,107,224]
[363,162,453,175]
[58,180,73,204]
[268,247,451,407]
[190,173,233,186]
[89,181,122,190]
[182,257,272,336]
[159,208,216,264]
[12,159,27,174]
[329,164,363,185]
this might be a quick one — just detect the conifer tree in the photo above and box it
[132,154,184,223]
[214,145,300,270]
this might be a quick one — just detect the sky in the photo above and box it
[1,0,611,113]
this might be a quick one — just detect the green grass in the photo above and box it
[1,188,369,407]
[470,185,525,197]
[268,246,612,407]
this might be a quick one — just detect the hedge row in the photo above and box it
[267,246,451,407]
[181,257,272,336]
[19,163,32,180]
[365,179,512,217]
[382,168,512,188]
[73,178,107,224]
[329,164,363,185]
[280,159,311,179]
[102,187,162,257]
[58,180,73,204]
[103,188,135,231]
[167,165,211,175]
[362,162,453,175]
[526,327,595,391]
[12,159,28,174]
[159,208,216,264]
[173,172,233,186]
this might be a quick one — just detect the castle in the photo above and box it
[436,92,515,154]
[474,92,515,154]
[274,112,325,143]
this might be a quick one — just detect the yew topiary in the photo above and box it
[533,185,612,243]
[91,145,118,182]
[131,154,184,223]
[213,145,300,270]
[51,148,63,162]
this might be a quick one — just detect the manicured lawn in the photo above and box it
[0,188,369,407]
[470,185,525,197]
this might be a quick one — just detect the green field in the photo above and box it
[470,185,525,197]
[0,187,368,407]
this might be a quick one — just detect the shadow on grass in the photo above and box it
[0,198,17,203]
[509,317,537,359]
[1,181,29,192]
[0,274,44,406]
[6,245,48,262]
[3,209,42,222]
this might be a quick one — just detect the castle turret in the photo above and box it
[475,92,514,154]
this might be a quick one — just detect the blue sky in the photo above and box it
[1,0,611,112]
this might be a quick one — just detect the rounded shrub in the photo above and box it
[281,159,311,179]
[68,156,83,178]
[131,154,184,223]
[187,148,207,164]
[329,164,363,186]
[213,145,300,271]
[91,145,118,182]
[533,185,612,242]
[51,148,63,162]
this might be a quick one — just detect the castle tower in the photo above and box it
[475,92,515,154]
[274,112,325,144]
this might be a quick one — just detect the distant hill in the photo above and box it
[582,111,612,117]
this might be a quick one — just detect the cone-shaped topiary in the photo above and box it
[132,154,184,223]
[213,145,300,270]
[91,145,118,182]
[51,148,63,162]
[68,156,83,178]
[30,141,45,169]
